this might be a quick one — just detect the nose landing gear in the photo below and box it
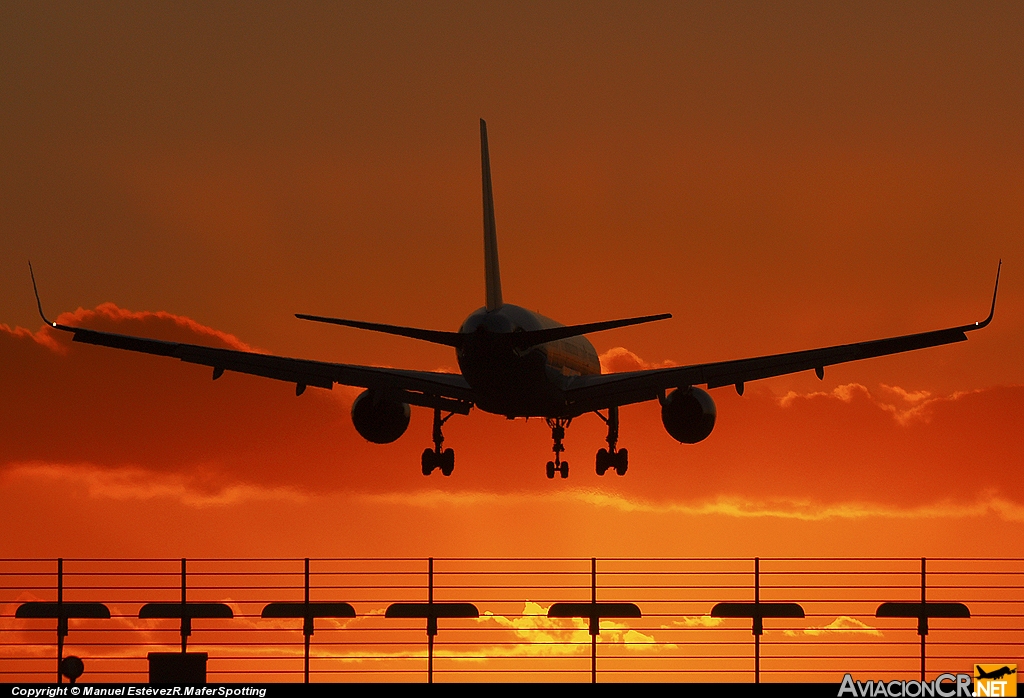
[421,408,456,476]
[595,406,628,476]
[545,418,570,479]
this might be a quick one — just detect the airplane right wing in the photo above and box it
[563,263,1001,415]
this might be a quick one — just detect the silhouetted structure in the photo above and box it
[14,559,110,683]
[710,558,805,683]
[138,558,232,684]
[1,555,1012,683]
[261,558,355,683]
[875,558,970,681]
[59,656,84,684]
[384,558,478,683]
[547,558,642,683]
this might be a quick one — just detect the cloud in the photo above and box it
[56,303,258,351]
[690,380,1024,506]
[9,455,1021,522]
[362,488,1024,523]
[878,384,933,404]
[665,616,724,628]
[0,307,390,492]
[600,347,676,373]
[0,462,307,507]
[478,602,662,654]
[778,383,870,407]
[783,616,882,637]
[780,381,986,426]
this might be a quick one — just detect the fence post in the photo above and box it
[304,558,310,683]
[920,557,926,682]
[754,557,760,683]
[56,558,63,683]
[591,558,597,683]
[428,557,434,683]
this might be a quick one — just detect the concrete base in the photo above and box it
[147,652,208,684]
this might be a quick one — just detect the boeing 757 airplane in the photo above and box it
[31,120,1000,479]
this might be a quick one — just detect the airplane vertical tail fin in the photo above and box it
[480,119,503,311]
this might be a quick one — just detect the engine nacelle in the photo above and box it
[661,387,717,444]
[351,389,411,444]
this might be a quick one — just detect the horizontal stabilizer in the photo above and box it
[296,313,465,347]
[297,310,671,350]
[509,313,671,350]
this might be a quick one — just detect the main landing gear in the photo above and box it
[541,410,628,479]
[545,418,570,479]
[421,408,455,476]
[595,406,628,476]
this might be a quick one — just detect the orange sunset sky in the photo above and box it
[1,1,1022,562]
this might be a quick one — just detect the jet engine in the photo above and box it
[351,389,411,444]
[661,387,717,444]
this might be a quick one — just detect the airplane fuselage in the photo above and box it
[457,304,600,418]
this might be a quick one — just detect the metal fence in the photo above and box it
[1,557,1020,683]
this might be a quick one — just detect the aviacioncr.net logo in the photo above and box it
[838,673,973,697]
[974,664,1017,697]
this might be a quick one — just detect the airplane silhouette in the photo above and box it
[977,666,1016,681]
[30,120,1001,479]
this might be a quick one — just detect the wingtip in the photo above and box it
[974,259,1001,329]
[27,261,56,327]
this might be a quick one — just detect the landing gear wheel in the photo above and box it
[421,448,436,476]
[614,448,628,476]
[596,406,629,477]
[545,418,572,480]
[422,408,457,476]
[440,448,455,476]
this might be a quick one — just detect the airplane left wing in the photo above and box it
[564,263,1000,415]
[46,323,475,413]
[28,265,473,414]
